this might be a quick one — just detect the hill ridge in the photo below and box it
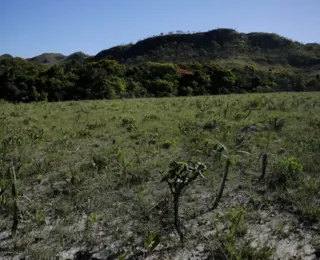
[1,28,320,68]
[92,28,320,68]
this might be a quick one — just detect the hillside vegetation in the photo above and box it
[93,29,320,68]
[1,93,320,259]
[0,57,319,103]
[1,29,320,103]
[4,29,320,69]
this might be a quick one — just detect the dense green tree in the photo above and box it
[0,55,317,103]
[148,79,177,97]
[126,79,147,97]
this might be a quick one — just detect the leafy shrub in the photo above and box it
[202,119,218,131]
[92,153,108,172]
[161,140,174,149]
[267,116,285,131]
[270,156,303,188]
[121,116,137,132]
[161,161,207,245]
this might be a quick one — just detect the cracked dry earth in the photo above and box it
[1,183,320,260]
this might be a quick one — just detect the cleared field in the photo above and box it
[1,92,320,259]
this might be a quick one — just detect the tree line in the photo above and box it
[0,58,319,102]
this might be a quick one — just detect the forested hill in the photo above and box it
[0,29,320,103]
[2,28,320,69]
[93,29,320,68]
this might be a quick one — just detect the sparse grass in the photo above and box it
[211,207,273,259]
[0,92,319,259]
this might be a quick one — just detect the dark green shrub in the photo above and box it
[270,156,303,188]
[121,116,137,132]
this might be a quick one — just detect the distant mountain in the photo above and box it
[27,53,66,64]
[26,52,91,65]
[0,54,13,59]
[65,51,90,62]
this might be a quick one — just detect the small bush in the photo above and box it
[267,116,285,131]
[202,119,218,131]
[161,161,207,245]
[161,140,174,149]
[270,156,303,188]
[121,116,137,132]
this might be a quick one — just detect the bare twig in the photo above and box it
[211,159,231,210]
[10,163,19,237]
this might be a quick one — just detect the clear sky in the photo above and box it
[1,0,319,58]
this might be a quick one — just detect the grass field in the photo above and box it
[1,92,320,259]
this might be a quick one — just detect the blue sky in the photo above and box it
[1,0,319,58]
